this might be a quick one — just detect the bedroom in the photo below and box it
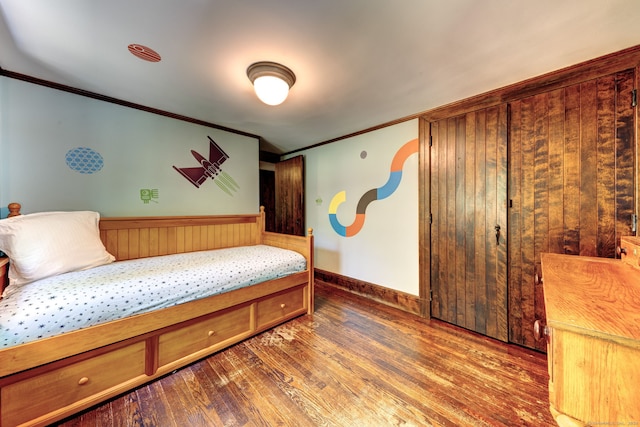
[1,1,639,426]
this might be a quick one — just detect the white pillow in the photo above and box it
[0,211,115,292]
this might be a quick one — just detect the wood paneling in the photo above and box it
[419,119,431,317]
[421,48,640,348]
[508,69,636,350]
[429,105,508,342]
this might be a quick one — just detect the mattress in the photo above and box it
[0,245,306,348]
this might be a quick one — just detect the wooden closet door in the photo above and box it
[509,69,636,350]
[275,155,305,236]
[430,104,508,342]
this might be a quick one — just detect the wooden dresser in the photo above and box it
[540,243,640,426]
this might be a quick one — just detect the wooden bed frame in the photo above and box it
[0,206,314,427]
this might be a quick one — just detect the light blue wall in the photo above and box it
[0,77,259,217]
[295,120,419,295]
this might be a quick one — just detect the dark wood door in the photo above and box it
[275,155,305,236]
[508,68,636,350]
[259,169,276,232]
[430,104,509,342]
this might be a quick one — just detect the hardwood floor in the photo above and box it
[54,283,555,427]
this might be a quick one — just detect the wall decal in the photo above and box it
[328,138,418,237]
[65,147,104,174]
[173,136,239,195]
[140,189,159,204]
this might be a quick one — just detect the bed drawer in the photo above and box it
[158,303,252,367]
[1,341,146,427]
[256,285,306,329]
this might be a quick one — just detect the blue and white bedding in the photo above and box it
[0,245,306,348]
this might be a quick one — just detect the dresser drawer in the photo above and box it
[158,303,252,367]
[1,341,146,427]
[256,285,306,329]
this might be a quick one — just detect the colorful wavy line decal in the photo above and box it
[328,138,419,237]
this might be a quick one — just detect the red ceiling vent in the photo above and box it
[128,44,161,62]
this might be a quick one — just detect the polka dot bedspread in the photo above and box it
[0,245,306,348]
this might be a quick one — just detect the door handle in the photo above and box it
[494,225,501,245]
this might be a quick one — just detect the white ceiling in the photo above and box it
[1,0,639,154]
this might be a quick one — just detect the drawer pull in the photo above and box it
[280,303,286,309]
[78,377,90,386]
[534,272,543,285]
[533,320,549,342]
[208,330,216,337]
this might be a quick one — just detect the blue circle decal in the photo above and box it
[65,147,104,174]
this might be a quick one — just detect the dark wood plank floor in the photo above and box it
[54,283,555,426]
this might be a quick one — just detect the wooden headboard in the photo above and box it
[99,209,265,260]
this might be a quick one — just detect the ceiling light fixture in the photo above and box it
[246,61,296,106]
